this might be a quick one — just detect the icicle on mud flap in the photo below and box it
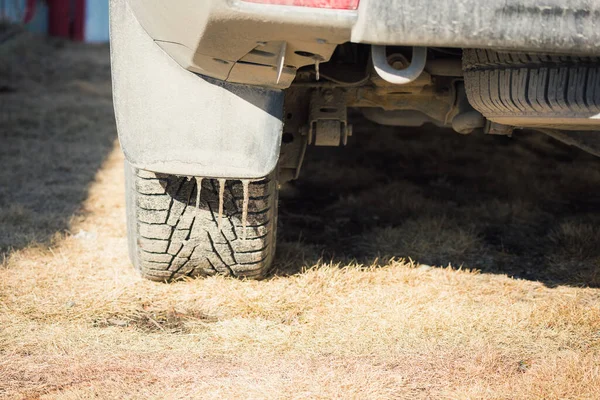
[190,176,253,240]
[195,177,203,214]
[241,179,250,241]
[217,178,226,230]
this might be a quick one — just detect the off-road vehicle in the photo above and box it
[110,0,600,280]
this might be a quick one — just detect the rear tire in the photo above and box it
[125,161,278,281]
[463,49,600,129]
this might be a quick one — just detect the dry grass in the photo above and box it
[1,33,600,399]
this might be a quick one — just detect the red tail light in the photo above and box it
[242,0,359,10]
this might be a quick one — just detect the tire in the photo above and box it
[463,49,600,129]
[125,161,278,281]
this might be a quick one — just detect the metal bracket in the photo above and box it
[302,88,352,146]
[485,121,514,136]
[279,87,310,183]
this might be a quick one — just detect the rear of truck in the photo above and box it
[110,0,600,281]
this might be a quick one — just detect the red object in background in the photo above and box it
[47,0,85,40]
[71,0,85,41]
[242,0,359,10]
[23,0,37,24]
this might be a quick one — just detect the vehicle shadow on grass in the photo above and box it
[274,118,600,288]
[0,34,115,257]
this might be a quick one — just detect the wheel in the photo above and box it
[463,49,600,129]
[124,161,278,281]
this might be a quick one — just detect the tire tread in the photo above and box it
[463,49,600,118]
[125,164,277,282]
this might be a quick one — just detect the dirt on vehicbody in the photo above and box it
[0,32,599,399]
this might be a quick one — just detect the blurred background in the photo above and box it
[0,0,108,42]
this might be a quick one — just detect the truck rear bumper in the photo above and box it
[125,0,600,89]
[353,0,600,54]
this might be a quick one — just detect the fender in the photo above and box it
[109,0,284,179]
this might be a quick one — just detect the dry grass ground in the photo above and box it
[1,33,600,399]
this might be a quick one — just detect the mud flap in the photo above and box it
[109,0,284,179]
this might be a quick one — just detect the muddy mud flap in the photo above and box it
[109,0,283,179]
